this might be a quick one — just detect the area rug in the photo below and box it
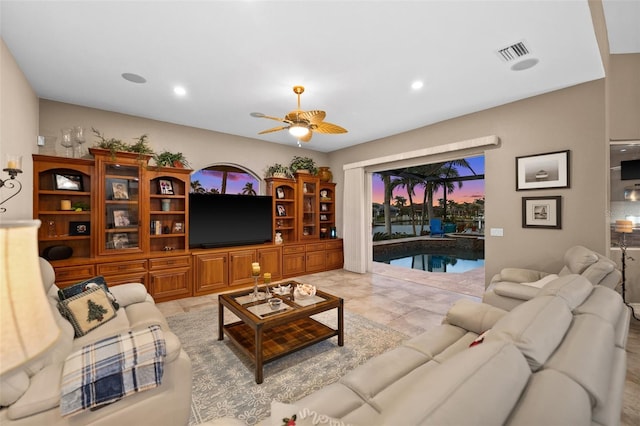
[167,306,408,425]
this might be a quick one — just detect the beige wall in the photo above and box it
[329,81,608,284]
[0,38,39,221]
[38,100,330,196]
[609,54,640,140]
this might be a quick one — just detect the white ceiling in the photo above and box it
[1,1,638,153]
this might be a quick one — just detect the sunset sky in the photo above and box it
[192,155,484,204]
[371,156,485,205]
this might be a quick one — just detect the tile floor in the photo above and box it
[156,263,639,426]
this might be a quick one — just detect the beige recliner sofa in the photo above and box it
[249,274,629,425]
[482,245,621,311]
[0,258,192,425]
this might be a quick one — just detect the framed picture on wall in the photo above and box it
[516,150,570,190]
[522,196,562,229]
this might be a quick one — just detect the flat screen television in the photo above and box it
[189,193,273,248]
[621,159,640,180]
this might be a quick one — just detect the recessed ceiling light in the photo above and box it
[174,86,187,96]
[411,80,424,90]
[121,73,146,84]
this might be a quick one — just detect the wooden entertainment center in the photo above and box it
[32,152,343,302]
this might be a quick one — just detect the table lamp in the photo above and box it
[615,219,638,321]
[1,220,61,375]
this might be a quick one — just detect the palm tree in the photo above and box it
[375,172,404,236]
[394,175,419,235]
[241,182,257,196]
[190,180,206,193]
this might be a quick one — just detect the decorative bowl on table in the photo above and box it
[268,298,282,310]
[294,283,316,299]
[273,284,291,295]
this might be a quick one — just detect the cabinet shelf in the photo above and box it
[41,235,91,241]
[39,190,91,196]
[150,210,186,215]
[40,210,91,215]
[151,233,185,239]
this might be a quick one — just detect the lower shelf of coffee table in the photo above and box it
[223,317,338,363]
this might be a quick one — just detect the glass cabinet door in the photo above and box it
[92,148,148,255]
[104,163,140,252]
[298,174,319,239]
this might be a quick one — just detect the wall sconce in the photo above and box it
[1,155,23,213]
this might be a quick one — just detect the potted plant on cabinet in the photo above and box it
[153,150,190,168]
[265,163,294,179]
[289,156,317,175]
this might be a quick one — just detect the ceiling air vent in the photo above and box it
[497,41,530,62]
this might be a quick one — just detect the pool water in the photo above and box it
[380,253,484,273]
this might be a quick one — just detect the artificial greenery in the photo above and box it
[153,150,190,168]
[92,128,155,158]
[265,163,294,179]
[289,156,317,175]
[128,134,154,155]
[92,128,129,153]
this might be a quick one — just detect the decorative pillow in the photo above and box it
[58,276,119,310]
[58,287,117,337]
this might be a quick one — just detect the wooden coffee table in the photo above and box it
[218,281,344,384]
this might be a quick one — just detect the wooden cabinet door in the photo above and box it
[257,246,282,280]
[149,267,191,302]
[229,249,256,286]
[283,254,305,277]
[326,249,344,270]
[306,250,326,273]
[194,252,228,295]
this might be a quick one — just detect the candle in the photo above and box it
[251,262,260,276]
[6,155,21,170]
[263,272,271,284]
[60,200,72,210]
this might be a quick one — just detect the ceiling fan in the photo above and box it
[252,86,347,143]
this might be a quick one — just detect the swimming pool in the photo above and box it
[386,253,484,273]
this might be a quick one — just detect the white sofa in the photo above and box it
[253,274,629,425]
[483,245,621,311]
[0,258,192,425]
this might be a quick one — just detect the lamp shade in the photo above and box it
[0,220,60,375]
[615,220,633,233]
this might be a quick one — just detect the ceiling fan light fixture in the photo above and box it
[289,125,309,137]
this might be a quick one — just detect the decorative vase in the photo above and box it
[318,166,332,182]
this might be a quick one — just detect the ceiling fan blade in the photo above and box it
[298,131,313,142]
[313,121,348,134]
[258,125,289,135]
[299,110,326,124]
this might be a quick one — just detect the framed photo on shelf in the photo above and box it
[172,221,184,233]
[159,179,174,195]
[276,204,286,216]
[320,214,328,221]
[112,233,129,249]
[321,203,328,211]
[522,196,562,229]
[516,150,570,191]
[113,209,131,228]
[53,173,83,191]
[111,179,129,200]
[69,221,90,236]
[276,187,285,199]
